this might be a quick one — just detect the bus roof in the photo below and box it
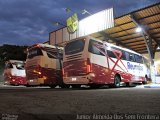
[66,35,142,56]
[90,36,142,56]
[104,42,142,56]
[28,43,63,50]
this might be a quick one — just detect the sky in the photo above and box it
[0,0,159,46]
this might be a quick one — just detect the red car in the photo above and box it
[3,60,27,85]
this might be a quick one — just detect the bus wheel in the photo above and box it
[60,84,70,88]
[142,76,148,84]
[90,84,101,89]
[71,85,81,88]
[142,80,147,84]
[49,85,56,88]
[25,84,31,87]
[113,75,121,88]
[126,82,131,87]
[12,83,19,86]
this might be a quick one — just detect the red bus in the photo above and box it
[63,36,149,88]
[25,44,69,88]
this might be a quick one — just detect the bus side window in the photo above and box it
[47,51,63,59]
[125,52,130,61]
[129,53,135,62]
[135,55,143,63]
[121,51,126,60]
[107,47,124,59]
[88,40,105,56]
[107,50,116,58]
[125,52,135,62]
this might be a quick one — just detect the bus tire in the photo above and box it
[12,83,19,86]
[90,84,101,89]
[49,85,56,88]
[25,84,31,87]
[126,82,131,87]
[71,85,81,88]
[142,75,148,84]
[60,84,70,88]
[142,80,147,85]
[113,75,121,88]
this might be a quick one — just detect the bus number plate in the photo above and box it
[71,78,77,81]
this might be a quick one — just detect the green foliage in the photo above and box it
[0,44,28,62]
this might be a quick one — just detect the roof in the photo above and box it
[91,2,160,54]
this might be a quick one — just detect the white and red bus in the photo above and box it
[63,36,149,88]
[3,60,27,85]
[25,44,69,88]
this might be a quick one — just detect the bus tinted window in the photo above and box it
[47,52,63,59]
[65,39,85,55]
[107,50,116,58]
[28,48,43,59]
[129,53,135,62]
[88,39,105,56]
[125,52,130,61]
[107,46,125,59]
[125,51,135,62]
[135,54,143,63]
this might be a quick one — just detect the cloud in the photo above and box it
[0,0,159,45]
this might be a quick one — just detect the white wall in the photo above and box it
[143,52,160,83]
[49,8,114,45]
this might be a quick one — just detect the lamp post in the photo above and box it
[65,8,92,15]
[81,9,92,15]
[53,22,66,28]
[65,8,74,13]
[53,22,66,74]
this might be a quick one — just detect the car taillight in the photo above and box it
[87,58,92,73]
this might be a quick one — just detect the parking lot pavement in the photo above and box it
[0,85,160,120]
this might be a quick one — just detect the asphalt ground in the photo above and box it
[0,84,160,120]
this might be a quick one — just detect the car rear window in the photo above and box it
[15,62,25,70]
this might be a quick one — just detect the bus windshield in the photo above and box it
[65,39,85,55]
[28,47,43,59]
